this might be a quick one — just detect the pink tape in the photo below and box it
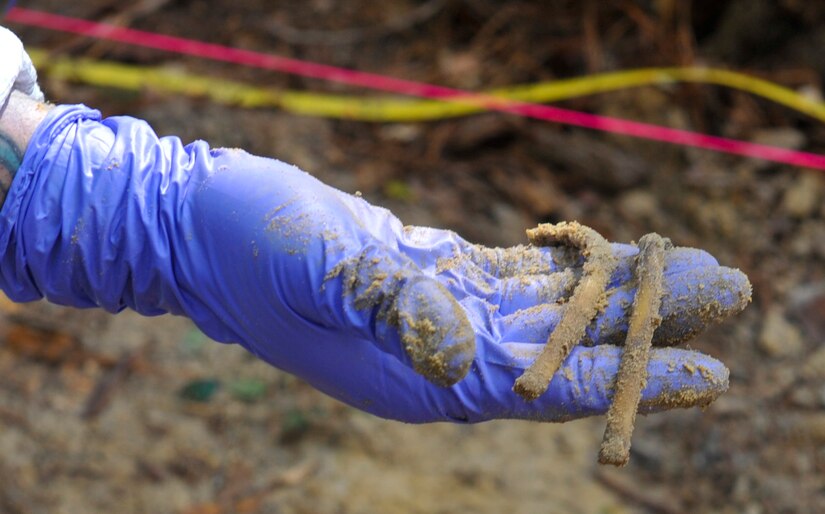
[8,6,825,171]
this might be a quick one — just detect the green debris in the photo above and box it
[279,408,311,443]
[179,379,220,402]
[182,329,209,354]
[229,378,267,402]
[383,179,414,202]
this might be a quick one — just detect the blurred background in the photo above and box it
[2,0,825,512]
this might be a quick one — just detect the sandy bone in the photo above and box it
[513,221,617,401]
[599,233,668,466]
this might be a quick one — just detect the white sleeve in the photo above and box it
[0,26,44,108]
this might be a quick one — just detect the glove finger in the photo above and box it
[320,243,476,387]
[463,241,719,285]
[496,302,561,344]
[393,223,723,293]
[439,241,610,306]
[394,229,726,330]
[463,244,570,278]
[391,222,628,281]
[483,344,728,422]
[586,265,752,346]
[664,246,719,275]
[493,270,580,315]
[393,225,580,284]
[463,241,641,279]
[490,247,722,317]
[609,245,719,288]
[493,265,750,347]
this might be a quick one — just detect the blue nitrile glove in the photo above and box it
[0,105,751,423]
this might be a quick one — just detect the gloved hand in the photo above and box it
[0,104,751,423]
[0,26,44,108]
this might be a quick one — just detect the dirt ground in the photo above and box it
[3,1,825,512]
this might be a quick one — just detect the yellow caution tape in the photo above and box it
[28,49,825,124]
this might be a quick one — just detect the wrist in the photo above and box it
[0,91,52,206]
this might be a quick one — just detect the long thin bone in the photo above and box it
[599,233,667,466]
[513,222,618,401]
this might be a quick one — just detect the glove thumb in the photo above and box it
[393,274,476,386]
[320,244,476,387]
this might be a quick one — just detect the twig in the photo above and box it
[470,3,533,51]
[583,0,604,72]
[214,460,318,512]
[0,464,33,514]
[266,0,447,46]
[81,342,150,419]
[595,469,685,514]
[0,406,30,430]
[52,0,172,57]
[619,1,660,41]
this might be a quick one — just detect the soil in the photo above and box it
[514,221,617,400]
[600,233,667,467]
[5,0,825,512]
